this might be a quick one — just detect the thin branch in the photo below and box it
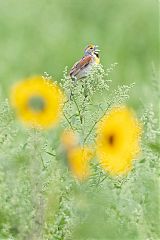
[68,113,77,119]
[40,154,46,169]
[83,103,112,144]
[45,151,56,157]
[63,111,74,130]
[72,95,83,124]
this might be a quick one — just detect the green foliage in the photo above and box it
[61,63,136,146]
[0,65,159,240]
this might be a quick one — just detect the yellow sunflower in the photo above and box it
[67,146,93,181]
[10,76,64,129]
[96,106,141,175]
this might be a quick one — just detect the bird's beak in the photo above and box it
[95,45,100,52]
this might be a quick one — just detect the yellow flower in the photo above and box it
[10,76,64,129]
[96,106,141,175]
[67,147,93,181]
[61,130,78,150]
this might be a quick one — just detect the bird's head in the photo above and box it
[84,44,100,58]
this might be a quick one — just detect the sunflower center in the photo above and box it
[28,96,45,112]
[107,134,115,146]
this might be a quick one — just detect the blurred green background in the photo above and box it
[0,0,158,102]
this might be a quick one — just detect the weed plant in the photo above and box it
[0,65,159,240]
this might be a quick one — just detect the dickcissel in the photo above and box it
[70,44,100,81]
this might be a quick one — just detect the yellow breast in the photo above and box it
[95,56,100,64]
[93,54,100,64]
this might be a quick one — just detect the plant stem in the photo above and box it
[63,111,74,130]
[83,103,112,144]
[45,151,56,157]
[72,95,83,124]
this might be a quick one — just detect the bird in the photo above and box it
[69,44,100,81]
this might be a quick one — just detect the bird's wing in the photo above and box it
[70,55,92,78]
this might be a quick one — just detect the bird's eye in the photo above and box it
[90,47,93,49]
